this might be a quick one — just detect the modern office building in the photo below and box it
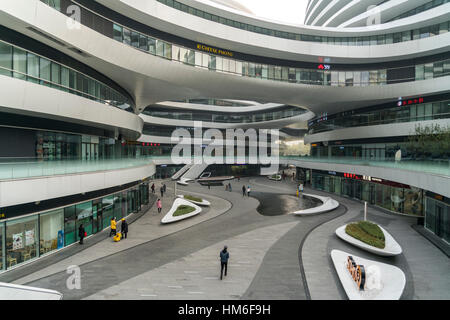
[0,0,448,272]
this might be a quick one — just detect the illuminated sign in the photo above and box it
[196,44,233,57]
[344,173,361,179]
[347,256,366,290]
[318,64,331,70]
[397,97,424,107]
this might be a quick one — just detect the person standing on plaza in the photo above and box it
[157,198,162,213]
[219,245,230,280]
[247,185,251,197]
[160,185,164,197]
[242,185,246,197]
[109,217,117,237]
[78,224,85,245]
[151,183,155,193]
[121,218,128,239]
[163,183,167,193]
[228,183,232,192]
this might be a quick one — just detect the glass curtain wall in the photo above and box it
[0,182,149,272]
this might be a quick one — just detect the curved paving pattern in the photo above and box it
[5,177,449,300]
[85,222,299,300]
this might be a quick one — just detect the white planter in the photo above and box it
[161,198,202,224]
[335,224,402,256]
[292,193,339,215]
[331,249,406,300]
[177,178,192,186]
[177,195,211,206]
[268,175,281,181]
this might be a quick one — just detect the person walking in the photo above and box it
[78,224,85,245]
[228,183,232,192]
[109,217,117,237]
[160,186,164,197]
[219,245,230,280]
[151,183,155,194]
[163,183,167,193]
[157,198,162,213]
[121,218,128,239]
[242,185,246,197]
[247,185,251,197]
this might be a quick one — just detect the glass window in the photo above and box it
[164,43,172,59]
[338,72,345,87]
[40,209,64,255]
[281,67,289,81]
[39,57,51,84]
[102,196,114,228]
[13,47,27,80]
[131,31,139,48]
[228,60,236,73]
[75,201,93,238]
[156,40,164,57]
[216,56,223,71]
[60,66,69,91]
[123,28,131,45]
[139,35,148,51]
[274,66,282,80]
[64,205,76,246]
[113,24,123,42]
[235,61,242,75]
[262,65,268,79]
[415,64,425,80]
[208,55,216,70]
[424,63,433,79]
[172,45,180,61]
[369,70,378,85]
[0,223,3,271]
[27,52,39,83]
[201,53,209,68]
[51,62,60,85]
[248,63,255,77]
[0,41,12,77]
[6,215,38,267]
[148,38,156,54]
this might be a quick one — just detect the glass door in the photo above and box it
[435,204,443,238]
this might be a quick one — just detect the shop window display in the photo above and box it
[39,209,64,255]
[76,201,93,239]
[6,216,38,268]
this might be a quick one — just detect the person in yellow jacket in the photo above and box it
[109,217,117,237]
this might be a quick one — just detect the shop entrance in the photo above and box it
[82,143,98,160]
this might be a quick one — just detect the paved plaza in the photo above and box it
[1,177,448,300]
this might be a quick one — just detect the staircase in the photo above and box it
[180,163,209,181]
[171,163,192,180]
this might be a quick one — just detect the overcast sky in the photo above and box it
[235,0,308,25]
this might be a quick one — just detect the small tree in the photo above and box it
[407,124,450,159]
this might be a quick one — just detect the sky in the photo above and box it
[234,0,308,25]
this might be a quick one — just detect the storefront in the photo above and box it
[425,192,450,243]
[0,181,150,272]
[311,169,424,216]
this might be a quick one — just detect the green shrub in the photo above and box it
[184,195,202,202]
[345,221,385,249]
[173,205,196,217]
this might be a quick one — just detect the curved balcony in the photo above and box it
[38,0,450,87]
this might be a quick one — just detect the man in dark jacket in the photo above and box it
[242,185,246,197]
[219,245,230,280]
[160,186,164,197]
[78,224,85,245]
[121,218,128,239]
[151,183,155,193]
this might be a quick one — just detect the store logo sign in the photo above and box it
[196,44,233,57]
